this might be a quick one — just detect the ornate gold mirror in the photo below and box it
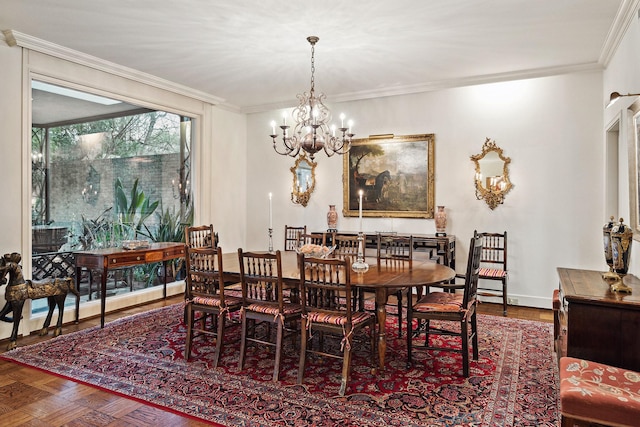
[290,154,316,206]
[470,137,512,210]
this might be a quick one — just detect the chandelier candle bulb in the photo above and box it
[270,121,276,136]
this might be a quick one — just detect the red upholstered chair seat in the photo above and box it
[244,303,302,317]
[192,295,242,308]
[560,357,640,426]
[478,267,506,278]
[307,310,373,327]
[413,292,464,313]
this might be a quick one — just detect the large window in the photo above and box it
[31,80,193,313]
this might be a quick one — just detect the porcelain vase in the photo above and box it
[435,205,447,235]
[327,205,338,231]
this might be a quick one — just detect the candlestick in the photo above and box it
[269,192,273,229]
[358,189,363,232]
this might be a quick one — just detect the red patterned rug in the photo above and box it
[0,304,559,426]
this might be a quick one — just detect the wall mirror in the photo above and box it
[470,137,512,210]
[290,154,316,206]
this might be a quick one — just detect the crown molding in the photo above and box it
[241,61,604,114]
[2,30,227,107]
[599,0,640,66]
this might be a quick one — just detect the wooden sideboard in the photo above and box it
[319,231,456,269]
[557,267,640,371]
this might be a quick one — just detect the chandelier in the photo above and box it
[270,36,354,160]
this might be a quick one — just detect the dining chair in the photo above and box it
[184,245,242,367]
[237,249,302,381]
[185,224,216,248]
[406,232,483,377]
[297,253,376,396]
[333,233,362,258]
[477,231,508,315]
[373,233,414,336]
[299,232,326,247]
[284,225,307,251]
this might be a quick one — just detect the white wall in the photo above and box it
[246,71,605,309]
[604,11,640,277]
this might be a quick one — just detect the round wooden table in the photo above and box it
[221,251,456,371]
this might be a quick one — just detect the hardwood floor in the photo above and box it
[0,295,553,426]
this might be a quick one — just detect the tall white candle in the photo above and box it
[358,189,363,232]
[269,192,273,229]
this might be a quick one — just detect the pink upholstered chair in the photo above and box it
[559,357,640,426]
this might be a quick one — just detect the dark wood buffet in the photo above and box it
[557,267,640,371]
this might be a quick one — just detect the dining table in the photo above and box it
[221,250,456,371]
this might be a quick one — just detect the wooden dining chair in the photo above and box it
[406,232,483,377]
[299,232,326,247]
[477,231,508,315]
[374,234,414,336]
[185,224,215,248]
[237,249,302,381]
[284,225,307,251]
[184,245,242,367]
[297,254,376,396]
[333,233,362,258]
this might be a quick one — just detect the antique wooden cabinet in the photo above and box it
[557,267,640,371]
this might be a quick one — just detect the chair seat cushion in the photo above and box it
[307,310,373,327]
[413,292,463,313]
[245,302,301,316]
[560,357,640,426]
[191,295,242,308]
[478,267,506,278]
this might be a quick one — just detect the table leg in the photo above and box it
[74,266,81,324]
[163,261,168,299]
[375,288,388,371]
[100,266,107,328]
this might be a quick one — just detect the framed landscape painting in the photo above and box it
[343,133,435,218]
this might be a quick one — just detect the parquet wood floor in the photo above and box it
[0,295,552,426]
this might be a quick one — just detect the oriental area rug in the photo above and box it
[0,303,559,426]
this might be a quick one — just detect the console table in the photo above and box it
[75,242,186,328]
[320,231,456,269]
[557,267,640,371]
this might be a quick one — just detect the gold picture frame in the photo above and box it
[628,106,640,241]
[343,134,435,218]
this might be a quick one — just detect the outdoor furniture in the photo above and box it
[406,232,483,377]
[297,254,376,396]
[184,245,241,367]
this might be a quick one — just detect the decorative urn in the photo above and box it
[605,217,633,293]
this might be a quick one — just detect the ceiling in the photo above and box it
[0,0,631,122]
